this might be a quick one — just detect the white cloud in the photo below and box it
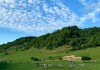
[0,0,99,36]
[80,0,87,5]
[0,0,82,35]
[80,0,98,6]
[0,0,15,4]
[28,0,33,3]
[79,0,100,24]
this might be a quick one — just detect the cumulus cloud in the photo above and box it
[80,0,87,5]
[0,0,99,36]
[80,0,98,6]
[0,0,82,35]
[79,0,100,23]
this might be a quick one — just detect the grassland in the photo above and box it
[0,46,100,70]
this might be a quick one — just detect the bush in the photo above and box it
[4,51,8,55]
[0,60,7,63]
[81,56,91,61]
[30,57,40,61]
[48,56,54,60]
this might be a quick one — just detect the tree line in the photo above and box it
[0,26,100,52]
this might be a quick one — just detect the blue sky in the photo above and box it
[0,0,100,44]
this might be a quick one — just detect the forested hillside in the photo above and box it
[0,26,100,51]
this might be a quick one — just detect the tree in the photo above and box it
[0,26,100,51]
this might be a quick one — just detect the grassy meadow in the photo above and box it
[0,46,100,70]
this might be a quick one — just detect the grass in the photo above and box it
[0,61,100,70]
[0,46,100,70]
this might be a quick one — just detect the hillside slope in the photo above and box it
[0,46,100,62]
[0,47,100,70]
[0,26,100,51]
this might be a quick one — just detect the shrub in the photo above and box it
[30,57,40,61]
[48,56,54,60]
[81,56,91,61]
[4,51,8,55]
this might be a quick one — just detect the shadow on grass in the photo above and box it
[0,63,10,70]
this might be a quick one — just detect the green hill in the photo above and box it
[0,26,100,52]
[0,25,100,70]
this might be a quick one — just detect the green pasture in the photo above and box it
[0,46,100,70]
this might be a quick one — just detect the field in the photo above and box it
[0,46,100,70]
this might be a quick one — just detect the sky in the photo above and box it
[0,0,100,44]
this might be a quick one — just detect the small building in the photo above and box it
[62,55,81,61]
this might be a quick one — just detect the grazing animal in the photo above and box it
[70,64,75,67]
[79,63,84,66]
[36,63,48,68]
[48,64,52,67]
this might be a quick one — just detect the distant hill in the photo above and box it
[0,26,100,52]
